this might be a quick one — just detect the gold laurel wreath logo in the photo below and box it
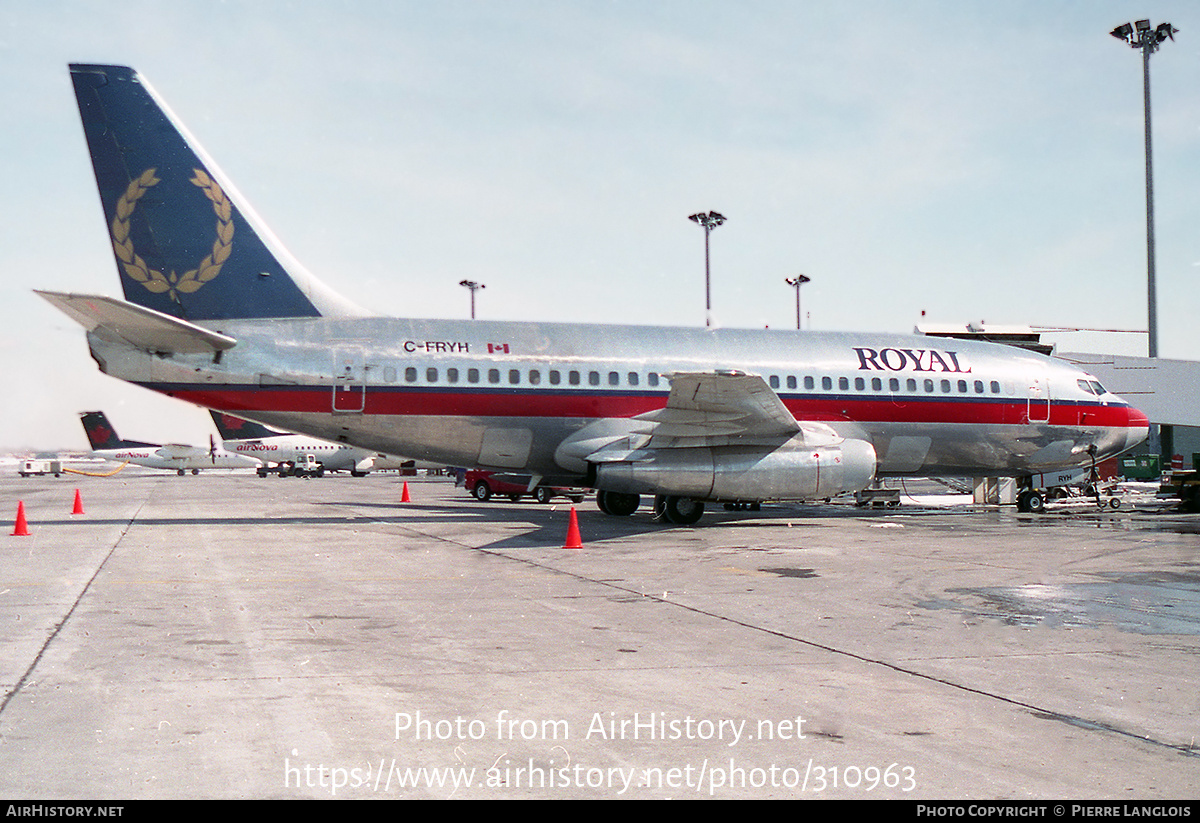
[111,167,234,302]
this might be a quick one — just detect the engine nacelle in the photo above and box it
[593,439,877,501]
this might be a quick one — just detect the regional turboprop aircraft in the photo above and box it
[40,64,1148,522]
[80,411,258,475]
[210,411,396,477]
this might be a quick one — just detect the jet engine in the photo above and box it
[592,439,877,502]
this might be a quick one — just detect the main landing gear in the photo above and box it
[595,490,707,524]
[595,489,639,517]
[655,495,705,525]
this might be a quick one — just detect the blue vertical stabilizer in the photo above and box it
[70,64,364,321]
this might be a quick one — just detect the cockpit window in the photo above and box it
[1090,381,1106,396]
[1077,379,1096,395]
[1077,379,1108,396]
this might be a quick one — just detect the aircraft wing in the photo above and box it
[634,371,800,445]
[35,291,237,354]
[155,444,206,460]
[560,371,813,469]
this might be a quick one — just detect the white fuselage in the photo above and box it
[93,444,258,473]
[219,434,377,472]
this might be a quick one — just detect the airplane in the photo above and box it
[79,411,259,475]
[210,410,395,477]
[39,64,1148,523]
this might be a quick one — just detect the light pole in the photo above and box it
[688,211,726,327]
[784,274,810,330]
[1111,19,1177,458]
[459,279,485,319]
[1110,19,1176,359]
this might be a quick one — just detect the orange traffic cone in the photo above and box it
[72,489,85,515]
[400,481,412,503]
[11,501,30,536]
[563,506,583,549]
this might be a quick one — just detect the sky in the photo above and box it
[3,0,1199,451]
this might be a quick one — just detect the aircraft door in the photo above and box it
[1026,378,1050,424]
[332,346,366,413]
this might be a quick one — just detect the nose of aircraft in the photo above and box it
[1123,404,1150,453]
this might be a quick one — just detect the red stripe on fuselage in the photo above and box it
[147,383,1146,430]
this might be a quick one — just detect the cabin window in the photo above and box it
[871,377,882,391]
[957,379,968,393]
[447,368,458,383]
[608,371,619,386]
[940,380,951,393]
[628,372,639,386]
[990,381,1001,394]
[889,378,900,392]
[383,367,397,383]
[468,368,480,383]
[854,377,865,391]
[549,370,561,385]
[821,376,832,390]
[924,379,935,393]
[839,377,849,391]
[906,378,917,392]
[804,376,815,390]
[405,367,418,382]
[648,373,660,387]
[589,371,600,386]
[488,369,500,384]
[529,370,541,385]
[974,380,984,394]
[769,375,780,389]
[786,376,797,390]
[426,367,438,382]
[508,369,520,385]
[569,370,580,386]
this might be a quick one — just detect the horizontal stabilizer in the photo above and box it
[36,291,236,354]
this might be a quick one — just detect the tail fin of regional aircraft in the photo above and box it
[68,64,366,322]
[209,410,280,441]
[80,411,156,450]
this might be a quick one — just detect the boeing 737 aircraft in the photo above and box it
[210,411,391,477]
[80,411,259,475]
[40,64,1148,522]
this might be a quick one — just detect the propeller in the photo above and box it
[210,434,218,464]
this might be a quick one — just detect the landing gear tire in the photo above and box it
[1017,490,1045,513]
[534,487,552,504]
[596,490,639,516]
[177,469,185,476]
[472,481,492,501]
[662,495,704,525]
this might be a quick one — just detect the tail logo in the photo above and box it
[111,167,234,302]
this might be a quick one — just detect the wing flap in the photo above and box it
[634,371,800,446]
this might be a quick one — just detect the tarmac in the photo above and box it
[0,469,1198,799]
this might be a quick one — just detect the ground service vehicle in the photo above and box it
[465,471,587,503]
